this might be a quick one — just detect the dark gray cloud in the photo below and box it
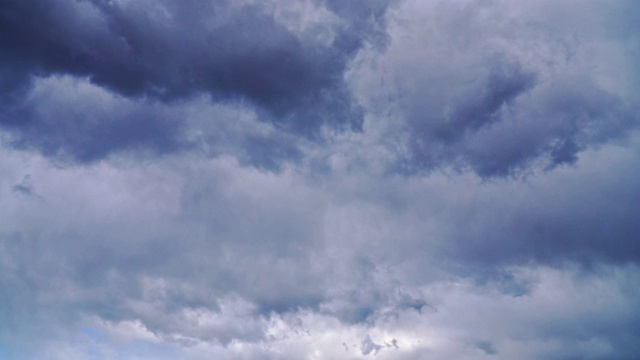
[11,174,38,198]
[360,334,383,355]
[401,56,539,176]
[2,76,188,163]
[476,341,497,356]
[0,0,396,163]
[447,149,640,266]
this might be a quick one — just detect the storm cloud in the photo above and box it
[1,0,640,359]
[1,0,394,163]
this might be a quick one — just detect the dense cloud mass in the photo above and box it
[1,0,640,359]
[0,0,388,161]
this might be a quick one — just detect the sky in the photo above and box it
[1,0,640,359]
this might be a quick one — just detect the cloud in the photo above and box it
[360,334,383,355]
[11,174,41,199]
[2,75,188,163]
[1,0,640,359]
[2,135,640,359]
[2,0,638,175]
[0,0,399,164]
[476,341,497,356]
[350,0,640,177]
[0,0,385,118]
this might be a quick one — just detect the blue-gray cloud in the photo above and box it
[0,0,397,164]
[1,1,640,359]
[360,0,640,177]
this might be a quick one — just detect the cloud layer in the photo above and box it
[1,0,640,359]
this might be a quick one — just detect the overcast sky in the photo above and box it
[1,0,640,359]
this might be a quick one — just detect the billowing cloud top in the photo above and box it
[1,0,640,359]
